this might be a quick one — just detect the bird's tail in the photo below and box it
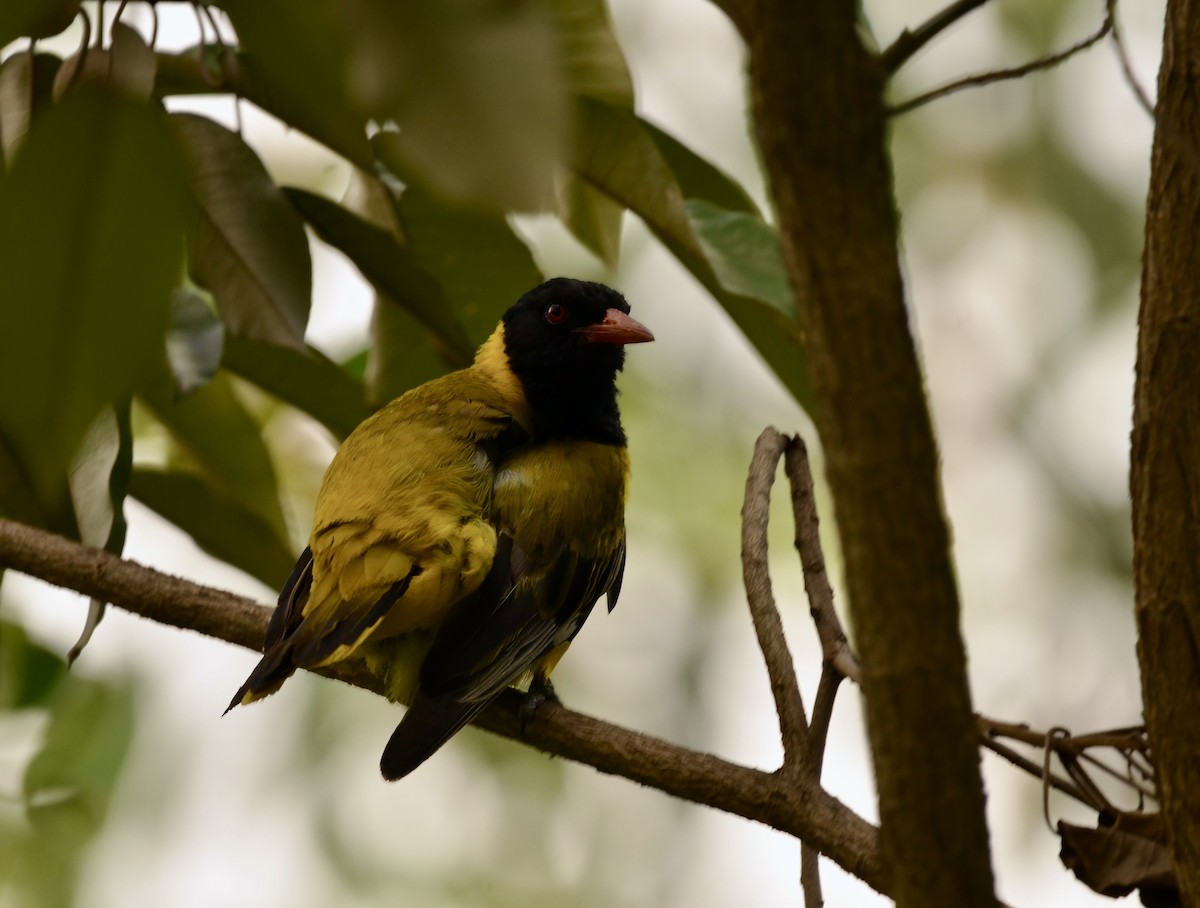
[380,693,492,781]
[224,648,296,714]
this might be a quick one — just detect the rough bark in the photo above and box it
[740,3,997,904]
[1132,1,1200,902]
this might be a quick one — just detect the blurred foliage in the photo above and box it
[0,619,134,908]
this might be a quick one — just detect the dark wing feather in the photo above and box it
[379,534,625,780]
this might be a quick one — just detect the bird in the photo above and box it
[227,277,653,780]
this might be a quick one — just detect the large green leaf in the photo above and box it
[172,113,312,351]
[222,335,370,440]
[128,467,296,589]
[549,0,634,266]
[570,98,813,411]
[284,187,473,363]
[361,0,568,213]
[0,88,186,513]
[137,370,288,539]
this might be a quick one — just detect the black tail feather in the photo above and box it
[224,647,297,714]
[380,694,492,781]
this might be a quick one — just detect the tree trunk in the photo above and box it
[742,2,996,904]
[1132,1,1200,902]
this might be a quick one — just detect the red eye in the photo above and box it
[545,303,569,325]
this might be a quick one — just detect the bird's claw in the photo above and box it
[519,677,560,734]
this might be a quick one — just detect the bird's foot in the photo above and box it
[519,676,560,734]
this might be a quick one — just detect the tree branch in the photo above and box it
[744,1,997,903]
[1131,1,1200,901]
[0,516,886,893]
[888,12,1112,117]
[880,0,995,75]
[742,428,810,770]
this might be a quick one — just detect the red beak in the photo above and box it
[576,308,655,346]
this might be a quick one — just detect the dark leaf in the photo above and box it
[549,0,634,264]
[166,282,225,397]
[284,186,473,362]
[218,0,363,164]
[137,370,288,539]
[0,88,186,513]
[1059,816,1177,902]
[367,295,451,407]
[222,335,370,441]
[0,50,60,166]
[644,119,760,215]
[152,47,373,170]
[359,0,568,212]
[172,113,312,351]
[393,182,543,346]
[0,0,79,46]
[128,468,296,589]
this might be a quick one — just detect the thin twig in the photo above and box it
[888,11,1112,117]
[782,439,861,685]
[778,435,856,908]
[1105,0,1154,116]
[880,0,995,75]
[742,428,810,769]
[980,735,1090,803]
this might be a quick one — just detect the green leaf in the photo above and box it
[570,98,813,411]
[172,113,312,351]
[284,187,473,362]
[0,88,186,513]
[165,282,225,397]
[0,50,60,167]
[0,620,67,710]
[548,0,634,265]
[686,199,793,316]
[65,402,133,663]
[137,370,288,539]
[128,468,296,589]
[222,335,370,440]
[549,0,634,107]
[360,0,569,213]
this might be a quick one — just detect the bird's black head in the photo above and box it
[501,278,653,445]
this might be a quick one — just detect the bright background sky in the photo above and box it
[2,0,1168,905]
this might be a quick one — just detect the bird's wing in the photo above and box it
[379,531,626,779]
[228,390,524,712]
